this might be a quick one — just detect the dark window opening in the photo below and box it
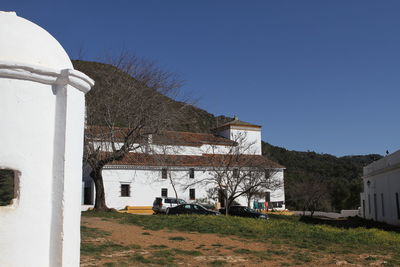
[161,168,168,179]
[396,193,400,220]
[189,189,195,200]
[362,200,365,218]
[270,201,284,208]
[368,194,371,215]
[0,169,17,206]
[189,168,195,179]
[381,193,385,217]
[121,184,130,197]
[84,187,93,205]
[161,188,168,197]
[374,193,377,221]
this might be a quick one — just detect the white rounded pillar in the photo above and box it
[0,11,94,267]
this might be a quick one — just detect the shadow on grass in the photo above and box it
[299,216,400,233]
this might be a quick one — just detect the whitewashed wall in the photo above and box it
[84,166,285,210]
[360,150,400,226]
[0,11,93,267]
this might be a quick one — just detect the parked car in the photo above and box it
[152,197,186,214]
[166,204,220,215]
[219,205,269,219]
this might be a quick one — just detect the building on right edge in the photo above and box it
[360,149,400,225]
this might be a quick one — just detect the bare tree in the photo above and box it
[84,53,182,211]
[185,133,282,215]
[242,168,282,208]
[287,177,330,217]
[149,141,182,201]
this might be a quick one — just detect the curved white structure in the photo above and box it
[0,11,94,267]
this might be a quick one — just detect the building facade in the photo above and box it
[360,149,400,225]
[83,118,285,210]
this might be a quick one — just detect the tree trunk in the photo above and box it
[169,174,179,201]
[247,195,252,208]
[91,169,109,211]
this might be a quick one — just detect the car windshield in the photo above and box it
[178,199,186,204]
[192,205,205,210]
[245,207,257,212]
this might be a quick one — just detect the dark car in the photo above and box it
[220,205,269,219]
[166,204,220,215]
[152,197,186,214]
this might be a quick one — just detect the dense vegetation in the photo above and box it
[263,142,382,211]
[73,60,383,211]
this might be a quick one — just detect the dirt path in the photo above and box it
[81,216,382,266]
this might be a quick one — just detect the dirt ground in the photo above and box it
[81,216,388,267]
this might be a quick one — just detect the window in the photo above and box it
[0,169,18,206]
[161,188,168,197]
[374,193,377,220]
[271,201,284,208]
[189,168,195,179]
[362,200,365,218]
[396,193,400,220]
[161,168,168,179]
[189,189,195,200]
[121,184,130,197]
[233,168,239,178]
[368,194,371,215]
[381,193,385,217]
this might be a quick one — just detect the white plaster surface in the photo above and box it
[0,11,93,267]
[84,167,285,210]
[360,150,400,225]
[0,11,72,70]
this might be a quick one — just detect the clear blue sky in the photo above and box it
[3,1,399,156]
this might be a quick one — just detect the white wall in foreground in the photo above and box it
[0,11,93,267]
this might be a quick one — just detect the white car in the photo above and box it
[152,197,186,214]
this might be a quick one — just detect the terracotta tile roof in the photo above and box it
[212,117,261,131]
[152,131,236,146]
[103,152,284,169]
[86,126,236,147]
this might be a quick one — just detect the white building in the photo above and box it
[83,117,286,210]
[0,11,93,267]
[360,149,400,225]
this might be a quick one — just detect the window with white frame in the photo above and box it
[189,189,195,200]
[121,184,130,197]
[161,168,168,179]
[161,188,168,197]
[189,168,195,179]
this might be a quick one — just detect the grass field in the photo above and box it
[81,211,400,266]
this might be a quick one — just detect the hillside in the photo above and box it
[72,60,231,133]
[263,142,382,211]
[73,60,382,211]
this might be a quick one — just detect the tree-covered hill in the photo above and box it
[72,60,231,133]
[263,142,382,211]
[73,59,383,211]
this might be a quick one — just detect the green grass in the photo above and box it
[81,225,111,238]
[83,211,400,256]
[149,244,169,249]
[209,260,227,266]
[168,236,186,241]
[81,241,125,255]
[172,249,202,256]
